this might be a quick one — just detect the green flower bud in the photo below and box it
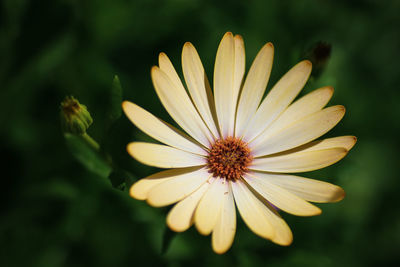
[60,96,93,135]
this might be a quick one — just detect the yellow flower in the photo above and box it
[122,32,356,254]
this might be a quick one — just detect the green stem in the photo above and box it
[81,133,100,151]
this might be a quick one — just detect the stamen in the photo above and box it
[207,137,252,180]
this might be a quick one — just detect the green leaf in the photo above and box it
[106,75,123,128]
[64,133,112,179]
[161,227,177,254]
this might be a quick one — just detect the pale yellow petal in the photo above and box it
[147,167,210,207]
[235,42,274,138]
[257,136,356,158]
[252,105,345,157]
[151,65,214,147]
[127,142,205,168]
[253,172,345,203]
[255,197,293,246]
[243,60,312,142]
[251,86,333,148]
[297,136,357,152]
[195,178,226,235]
[231,179,274,239]
[182,42,219,138]
[122,101,206,156]
[166,179,213,232]
[129,169,176,200]
[130,178,166,201]
[212,182,236,254]
[233,35,245,101]
[251,148,348,173]
[158,52,184,93]
[244,174,321,216]
[213,32,235,137]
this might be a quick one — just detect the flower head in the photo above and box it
[60,96,93,135]
[123,32,356,254]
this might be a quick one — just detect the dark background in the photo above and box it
[1,0,400,266]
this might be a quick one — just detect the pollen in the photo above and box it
[207,137,253,180]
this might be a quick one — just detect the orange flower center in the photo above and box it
[207,137,253,180]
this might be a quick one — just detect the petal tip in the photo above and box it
[220,32,234,44]
[337,105,346,115]
[274,236,293,246]
[122,100,131,111]
[129,184,136,198]
[325,86,334,94]
[169,225,186,233]
[166,216,187,233]
[151,65,159,74]
[303,59,312,66]
[183,41,193,49]
[146,197,163,207]
[352,136,358,143]
[129,182,146,200]
[126,142,134,154]
[158,52,167,59]
[234,34,243,41]
[335,188,346,202]
[332,186,346,202]
[314,207,322,216]
[293,60,312,75]
[224,31,233,37]
[212,246,230,255]
[196,226,212,236]
[346,136,357,151]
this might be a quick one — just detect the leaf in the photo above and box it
[64,133,112,179]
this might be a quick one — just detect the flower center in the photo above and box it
[207,137,253,180]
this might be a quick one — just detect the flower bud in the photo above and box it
[60,96,93,135]
[304,41,332,79]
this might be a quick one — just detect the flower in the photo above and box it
[122,32,356,254]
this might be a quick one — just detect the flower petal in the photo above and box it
[231,179,274,240]
[127,142,205,168]
[212,182,236,254]
[151,65,214,147]
[195,178,226,235]
[233,35,246,108]
[243,60,312,142]
[158,52,185,94]
[235,42,274,138]
[147,166,210,207]
[297,136,357,152]
[251,148,348,173]
[129,169,177,200]
[244,174,321,216]
[251,86,333,149]
[182,42,220,138]
[123,101,206,156]
[252,105,345,157]
[167,178,214,232]
[253,172,345,203]
[254,196,293,246]
[214,32,240,137]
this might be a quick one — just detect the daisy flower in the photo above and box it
[122,32,356,254]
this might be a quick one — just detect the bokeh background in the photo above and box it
[1,0,400,266]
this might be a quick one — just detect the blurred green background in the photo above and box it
[1,0,400,266]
